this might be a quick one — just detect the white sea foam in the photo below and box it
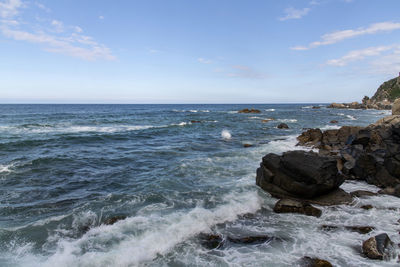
[302,106,313,109]
[0,163,14,174]
[221,130,232,140]
[35,192,262,267]
[321,125,341,130]
[265,109,275,112]
[277,119,297,123]
[346,115,357,120]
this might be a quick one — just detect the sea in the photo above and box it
[0,104,399,267]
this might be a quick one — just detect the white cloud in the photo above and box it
[51,19,63,32]
[370,49,400,75]
[99,15,104,20]
[0,0,23,18]
[35,2,50,13]
[227,65,268,79]
[326,45,395,66]
[197,57,212,64]
[0,1,115,61]
[279,7,310,21]
[292,22,400,50]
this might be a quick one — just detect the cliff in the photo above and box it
[370,76,400,103]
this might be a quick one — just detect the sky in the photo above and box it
[0,0,399,104]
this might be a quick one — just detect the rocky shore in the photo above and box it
[328,76,400,111]
[255,105,400,263]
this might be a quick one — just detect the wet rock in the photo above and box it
[238,108,261,113]
[190,120,201,123]
[361,205,373,210]
[103,215,127,225]
[273,199,322,217]
[308,188,353,206]
[198,233,223,249]
[243,143,253,148]
[312,106,321,109]
[227,235,272,244]
[321,225,375,234]
[350,190,378,198]
[362,233,395,260]
[299,256,333,267]
[378,185,400,197]
[330,120,338,124]
[256,151,346,199]
[277,123,289,129]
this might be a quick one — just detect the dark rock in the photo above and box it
[308,188,352,206]
[297,128,323,146]
[361,205,373,210]
[362,233,395,260]
[273,199,322,217]
[321,225,374,234]
[350,190,378,198]
[256,151,346,199]
[312,106,321,109]
[277,123,289,129]
[330,120,338,124]
[238,108,261,114]
[227,235,272,244]
[103,215,127,225]
[190,120,201,123]
[198,233,223,249]
[243,144,253,148]
[299,256,333,267]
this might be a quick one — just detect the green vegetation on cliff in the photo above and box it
[371,77,400,102]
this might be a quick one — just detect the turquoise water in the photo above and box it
[0,104,398,266]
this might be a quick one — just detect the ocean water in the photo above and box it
[0,104,398,267]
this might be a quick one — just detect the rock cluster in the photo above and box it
[238,108,261,113]
[296,115,400,188]
[362,233,395,260]
[328,101,391,110]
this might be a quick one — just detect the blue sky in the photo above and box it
[0,0,399,103]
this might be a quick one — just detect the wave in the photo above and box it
[22,192,262,267]
[277,119,297,123]
[321,125,341,130]
[172,109,210,113]
[346,115,357,120]
[0,123,193,135]
[0,163,14,174]
[265,109,275,112]
[301,106,313,109]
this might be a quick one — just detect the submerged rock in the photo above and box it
[198,233,223,249]
[238,108,261,113]
[360,205,373,210]
[227,235,273,244]
[273,199,322,217]
[321,225,375,234]
[190,120,201,123]
[243,143,253,148]
[103,215,127,225]
[298,256,333,267]
[277,123,289,129]
[256,151,345,199]
[262,118,274,123]
[362,233,395,260]
[350,190,378,198]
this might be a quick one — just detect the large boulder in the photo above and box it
[392,99,400,115]
[328,103,346,109]
[256,151,346,199]
[362,233,396,260]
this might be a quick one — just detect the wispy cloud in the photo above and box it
[292,22,400,50]
[99,15,104,20]
[0,0,23,18]
[197,57,212,64]
[279,7,310,21]
[0,0,115,61]
[326,45,395,66]
[226,65,268,79]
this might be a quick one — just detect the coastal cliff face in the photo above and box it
[370,77,400,103]
[328,76,400,110]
